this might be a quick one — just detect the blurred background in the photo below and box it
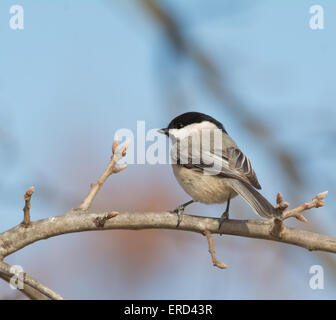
[0,0,335,299]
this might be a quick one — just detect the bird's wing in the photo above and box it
[171,132,261,189]
[225,147,261,189]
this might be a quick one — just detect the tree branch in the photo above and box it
[0,138,333,299]
[0,139,130,299]
[1,210,335,261]
[0,272,48,300]
[0,261,64,300]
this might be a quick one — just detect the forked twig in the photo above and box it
[270,191,328,237]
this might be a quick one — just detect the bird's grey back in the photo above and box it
[170,127,261,189]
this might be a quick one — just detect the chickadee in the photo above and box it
[158,112,280,229]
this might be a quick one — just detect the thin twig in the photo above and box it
[77,139,130,211]
[204,230,227,269]
[22,187,34,227]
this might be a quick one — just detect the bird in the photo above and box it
[158,111,280,229]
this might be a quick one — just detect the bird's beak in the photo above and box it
[157,128,169,135]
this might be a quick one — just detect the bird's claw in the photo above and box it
[218,211,229,232]
[171,205,184,228]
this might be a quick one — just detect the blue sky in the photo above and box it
[0,0,335,299]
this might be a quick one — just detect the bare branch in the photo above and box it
[22,186,34,227]
[0,138,332,299]
[0,261,64,300]
[281,191,328,221]
[1,209,335,262]
[77,139,130,211]
[204,230,227,269]
[270,191,328,238]
[0,272,48,300]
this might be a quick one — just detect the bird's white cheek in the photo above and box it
[168,127,197,140]
[168,129,184,139]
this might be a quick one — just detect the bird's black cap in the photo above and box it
[159,112,227,134]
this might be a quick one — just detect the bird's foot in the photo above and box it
[218,210,229,233]
[170,205,185,228]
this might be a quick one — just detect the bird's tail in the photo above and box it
[229,179,280,219]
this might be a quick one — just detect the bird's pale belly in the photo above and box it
[172,165,238,204]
